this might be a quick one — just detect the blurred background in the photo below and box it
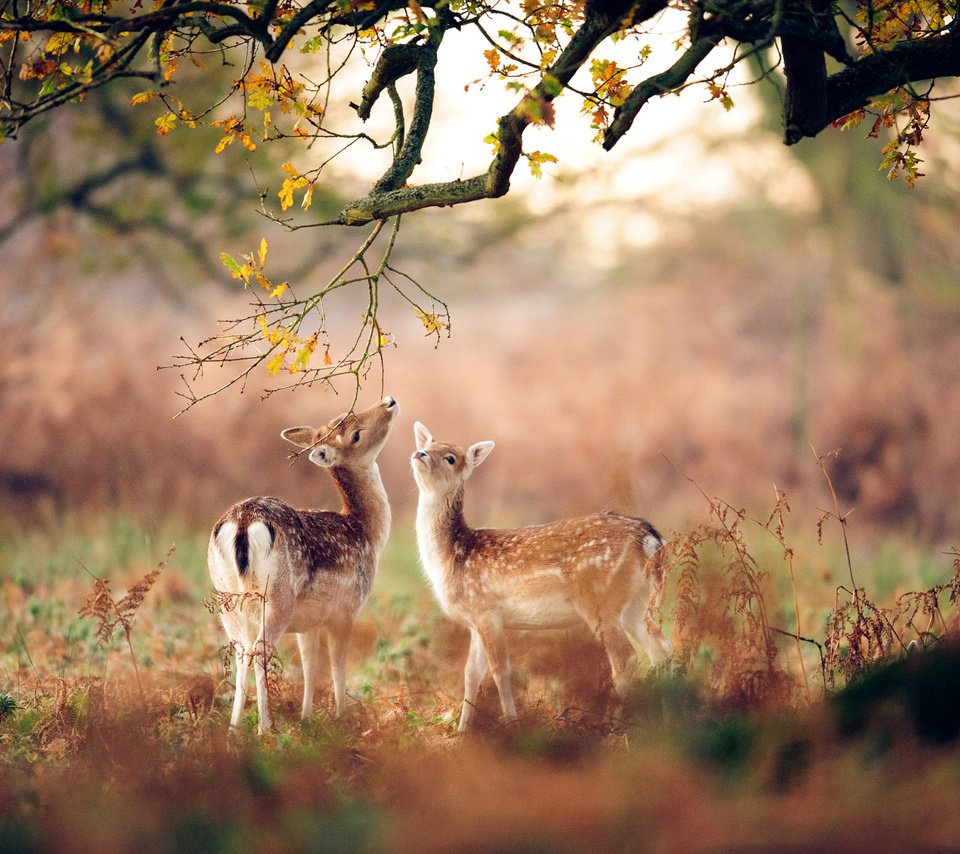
[2,46,959,591]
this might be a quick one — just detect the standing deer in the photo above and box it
[411,421,671,730]
[208,395,399,731]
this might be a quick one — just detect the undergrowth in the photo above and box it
[2,455,960,850]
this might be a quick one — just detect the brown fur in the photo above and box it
[209,396,399,731]
[411,422,671,730]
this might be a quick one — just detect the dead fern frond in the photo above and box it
[664,488,794,709]
[78,574,118,648]
[203,589,266,616]
[76,546,171,697]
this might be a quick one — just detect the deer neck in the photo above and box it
[330,463,391,556]
[415,486,469,592]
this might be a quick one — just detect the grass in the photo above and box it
[2,507,960,851]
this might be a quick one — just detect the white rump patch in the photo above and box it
[247,521,274,558]
[215,522,238,559]
[642,533,663,558]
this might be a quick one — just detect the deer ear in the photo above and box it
[281,426,317,448]
[308,444,338,468]
[464,441,495,476]
[414,421,433,451]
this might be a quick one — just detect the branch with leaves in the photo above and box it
[166,219,449,414]
[3,0,957,406]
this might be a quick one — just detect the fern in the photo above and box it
[77,546,171,696]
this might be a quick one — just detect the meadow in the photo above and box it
[3,479,960,852]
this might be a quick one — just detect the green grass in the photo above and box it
[2,512,960,850]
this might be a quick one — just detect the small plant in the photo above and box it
[664,477,795,709]
[0,693,16,719]
[815,449,960,687]
[77,546,171,695]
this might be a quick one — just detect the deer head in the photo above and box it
[282,395,399,468]
[411,421,495,497]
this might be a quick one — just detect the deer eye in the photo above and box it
[444,455,456,466]
[352,430,361,444]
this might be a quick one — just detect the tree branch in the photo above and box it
[782,32,828,143]
[603,31,721,151]
[803,34,960,140]
[354,44,421,121]
[336,0,660,224]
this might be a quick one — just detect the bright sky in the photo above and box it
[311,17,819,250]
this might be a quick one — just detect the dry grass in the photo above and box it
[3,484,960,850]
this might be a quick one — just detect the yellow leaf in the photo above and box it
[269,282,288,299]
[265,352,286,376]
[258,237,268,268]
[416,309,446,334]
[278,176,307,211]
[281,161,299,179]
[278,178,295,211]
[129,91,156,107]
[154,113,177,135]
[163,59,179,81]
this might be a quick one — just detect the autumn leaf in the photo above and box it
[301,183,315,211]
[129,91,156,107]
[258,237,268,268]
[415,309,446,334]
[707,82,734,111]
[526,150,558,178]
[278,174,308,211]
[483,49,501,74]
[154,113,177,135]
[220,252,252,284]
[266,352,286,376]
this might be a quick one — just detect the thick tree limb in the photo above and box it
[603,32,721,151]
[354,44,422,121]
[782,34,828,142]
[337,0,665,224]
[371,41,439,194]
[802,34,960,140]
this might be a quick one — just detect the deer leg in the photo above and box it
[575,602,638,702]
[475,612,518,725]
[326,616,354,718]
[459,627,490,732]
[252,596,292,732]
[296,629,323,720]
[622,598,672,669]
[230,644,250,728]
[252,627,284,732]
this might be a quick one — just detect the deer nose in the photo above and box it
[413,451,427,460]
[384,395,397,409]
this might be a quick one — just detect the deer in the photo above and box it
[208,395,399,732]
[411,421,671,731]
